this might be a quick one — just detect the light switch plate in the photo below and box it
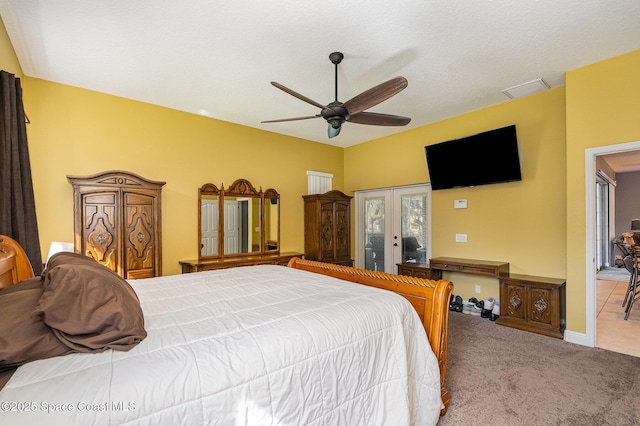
[454,199,468,209]
[455,233,467,242]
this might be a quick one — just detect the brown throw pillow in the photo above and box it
[0,278,72,374]
[35,252,147,353]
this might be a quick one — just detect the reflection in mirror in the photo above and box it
[264,188,280,252]
[223,196,261,254]
[199,184,220,258]
[198,179,280,260]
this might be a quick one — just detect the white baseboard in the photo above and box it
[564,330,593,347]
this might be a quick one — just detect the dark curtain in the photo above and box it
[0,70,43,274]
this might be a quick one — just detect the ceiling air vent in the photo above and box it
[502,78,550,99]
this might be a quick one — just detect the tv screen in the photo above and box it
[424,125,522,190]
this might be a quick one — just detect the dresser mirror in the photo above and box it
[198,178,280,260]
[264,188,280,252]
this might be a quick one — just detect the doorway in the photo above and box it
[586,140,640,354]
[354,184,431,273]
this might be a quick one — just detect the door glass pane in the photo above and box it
[364,197,385,272]
[400,194,427,264]
[595,175,609,270]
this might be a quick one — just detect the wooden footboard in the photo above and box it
[0,235,35,290]
[287,257,453,414]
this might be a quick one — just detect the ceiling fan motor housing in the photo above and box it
[322,101,349,128]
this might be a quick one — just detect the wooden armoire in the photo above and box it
[67,170,165,279]
[302,190,353,266]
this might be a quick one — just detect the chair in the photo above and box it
[402,236,426,263]
[369,235,385,271]
[623,248,640,320]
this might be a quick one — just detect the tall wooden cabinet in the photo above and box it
[303,190,353,266]
[68,170,165,279]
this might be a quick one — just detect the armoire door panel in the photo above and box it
[319,206,335,257]
[124,194,156,276]
[81,192,119,272]
[334,203,350,258]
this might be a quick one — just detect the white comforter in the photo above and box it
[0,265,442,425]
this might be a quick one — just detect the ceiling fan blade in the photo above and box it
[270,82,326,109]
[261,115,321,123]
[328,124,341,138]
[343,76,408,116]
[348,112,411,126]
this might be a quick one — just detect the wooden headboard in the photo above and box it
[0,235,35,290]
[287,256,453,414]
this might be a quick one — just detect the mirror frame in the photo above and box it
[263,188,280,253]
[198,178,280,260]
[198,183,221,259]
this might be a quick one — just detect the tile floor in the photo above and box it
[596,278,640,357]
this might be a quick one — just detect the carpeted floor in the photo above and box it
[437,312,640,426]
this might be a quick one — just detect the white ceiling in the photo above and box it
[1,1,639,148]
[601,151,640,174]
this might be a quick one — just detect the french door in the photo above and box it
[355,184,431,273]
[595,171,615,269]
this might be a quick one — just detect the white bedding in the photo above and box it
[0,265,442,425]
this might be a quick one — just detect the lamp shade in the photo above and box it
[632,219,640,231]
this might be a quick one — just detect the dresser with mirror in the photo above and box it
[179,178,302,272]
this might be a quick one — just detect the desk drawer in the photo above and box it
[429,260,461,272]
[459,264,499,276]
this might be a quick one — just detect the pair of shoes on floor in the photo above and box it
[449,295,463,312]
[481,297,496,318]
[462,298,483,316]
[489,300,500,321]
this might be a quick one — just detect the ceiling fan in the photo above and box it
[262,52,411,138]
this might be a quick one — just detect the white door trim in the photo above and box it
[583,140,640,347]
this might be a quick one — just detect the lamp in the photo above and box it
[631,219,640,245]
[46,241,75,264]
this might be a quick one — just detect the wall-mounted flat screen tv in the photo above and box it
[424,124,522,190]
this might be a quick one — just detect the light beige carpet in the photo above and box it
[437,312,639,425]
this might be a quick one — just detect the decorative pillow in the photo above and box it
[0,278,72,375]
[35,252,147,352]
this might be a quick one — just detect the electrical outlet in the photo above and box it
[475,285,481,294]
[455,233,467,242]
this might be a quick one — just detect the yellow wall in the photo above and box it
[345,88,567,301]
[20,78,344,275]
[566,49,640,332]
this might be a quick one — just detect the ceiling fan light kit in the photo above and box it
[262,52,411,139]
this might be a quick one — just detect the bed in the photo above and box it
[0,234,453,425]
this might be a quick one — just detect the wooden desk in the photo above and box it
[429,257,509,277]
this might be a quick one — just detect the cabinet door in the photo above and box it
[502,282,527,320]
[123,191,157,279]
[80,191,119,273]
[528,287,556,327]
[318,201,336,260]
[334,201,350,260]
